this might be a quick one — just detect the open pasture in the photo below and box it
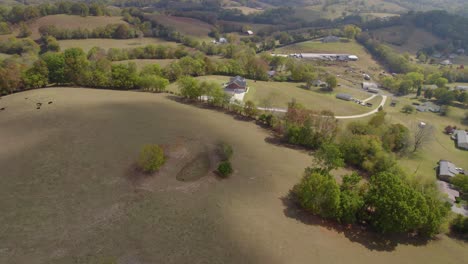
[0,88,467,263]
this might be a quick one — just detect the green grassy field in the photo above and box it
[1,88,467,263]
[384,97,468,184]
[58,38,180,52]
[167,75,374,115]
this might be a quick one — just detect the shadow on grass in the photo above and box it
[264,136,313,153]
[280,193,433,252]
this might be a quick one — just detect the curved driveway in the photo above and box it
[257,94,388,120]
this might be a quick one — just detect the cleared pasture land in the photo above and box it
[168,75,383,115]
[370,25,443,54]
[0,88,466,263]
[58,37,180,52]
[28,14,128,39]
[276,40,383,75]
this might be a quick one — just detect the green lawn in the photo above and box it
[377,96,468,184]
[168,75,375,116]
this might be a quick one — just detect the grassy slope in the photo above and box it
[149,14,214,40]
[58,38,180,52]
[370,25,443,54]
[0,88,467,263]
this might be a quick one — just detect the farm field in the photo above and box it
[26,14,127,40]
[275,40,383,76]
[148,14,213,40]
[1,88,467,263]
[58,38,180,52]
[223,6,263,14]
[111,59,176,69]
[167,75,378,115]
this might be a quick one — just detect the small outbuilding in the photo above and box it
[440,59,453,66]
[336,93,353,101]
[362,82,378,90]
[454,86,468,92]
[246,30,254,35]
[348,55,358,61]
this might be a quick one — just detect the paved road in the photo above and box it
[257,95,388,120]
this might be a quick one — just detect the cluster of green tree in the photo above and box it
[450,215,468,239]
[293,134,450,237]
[105,44,188,61]
[282,101,338,149]
[0,37,39,55]
[0,2,108,24]
[356,32,416,74]
[0,47,171,95]
[217,142,234,178]
[38,23,141,40]
[380,71,467,105]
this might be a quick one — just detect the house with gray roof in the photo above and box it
[451,130,468,150]
[437,160,464,182]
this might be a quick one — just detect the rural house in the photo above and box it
[225,76,248,93]
[451,130,468,150]
[437,160,464,182]
[440,59,452,66]
[336,93,353,101]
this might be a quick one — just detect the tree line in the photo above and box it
[0,2,108,25]
[38,23,142,40]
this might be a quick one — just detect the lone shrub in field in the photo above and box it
[137,144,165,173]
[220,142,233,161]
[217,161,233,178]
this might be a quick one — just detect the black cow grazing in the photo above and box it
[0,107,5,111]
[48,101,53,104]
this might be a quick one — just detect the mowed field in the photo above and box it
[27,14,128,40]
[148,14,213,40]
[167,75,374,115]
[58,38,180,52]
[276,40,383,74]
[0,88,467,263]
